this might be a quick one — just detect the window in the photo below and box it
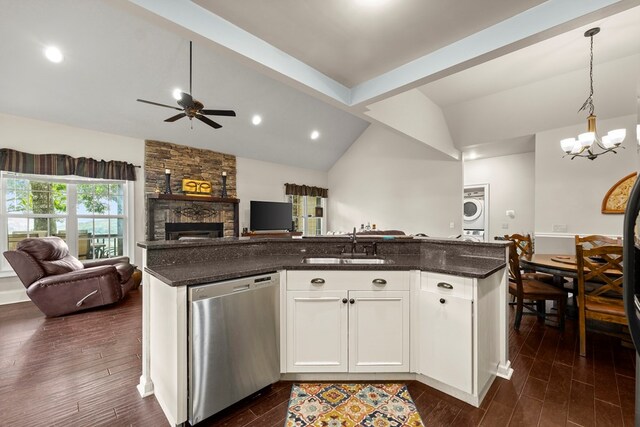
[1,172,131,271]
[288,194,326,236]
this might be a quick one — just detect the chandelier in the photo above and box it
[560,27,626,160]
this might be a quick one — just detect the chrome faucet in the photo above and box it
[350,227,357,254]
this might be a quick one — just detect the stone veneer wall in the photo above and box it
[144,140,237,239]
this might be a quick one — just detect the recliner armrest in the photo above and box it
[82,256,131,268]
[33,265,118,287]
[28,265,122,317]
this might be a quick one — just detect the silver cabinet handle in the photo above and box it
[310,278,325,285]
[372,278,387,285]
[437,282,453,290]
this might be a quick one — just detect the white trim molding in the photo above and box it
[0,287,29,305]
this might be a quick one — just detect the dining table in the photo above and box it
[520,253,623,284]
[520,253,623,316]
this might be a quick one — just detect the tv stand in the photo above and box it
[241,231,303,238]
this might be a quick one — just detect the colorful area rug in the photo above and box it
[285,383,424,427]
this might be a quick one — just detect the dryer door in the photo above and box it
[463,199,482,222]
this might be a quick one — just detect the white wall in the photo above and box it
[236,157,328,231]
[445,54,639,149]
[534,114,638,253]
[0,113,145,304]
[365,89,460,159]
[464,152,535,240]
[328,125,462,236]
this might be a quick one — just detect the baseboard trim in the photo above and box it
[0,288,29,305]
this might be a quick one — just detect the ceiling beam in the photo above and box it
[350,0,627,106]
[128,0,632,111]
[126,0,352,105]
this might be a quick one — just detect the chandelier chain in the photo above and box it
[579,34,595,115]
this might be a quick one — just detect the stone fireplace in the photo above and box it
[144,140,239,240]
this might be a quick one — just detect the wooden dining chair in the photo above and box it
[504,233,557,284]
[505,233,534,257]
[508,242,567,330]
[576,244,625,357]
[575,234,622,250]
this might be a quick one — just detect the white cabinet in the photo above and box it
[419,289,472,393]
[286,291,348,372]
[285,271,410,373]
[349,290,410,372]
[415,270,506,407]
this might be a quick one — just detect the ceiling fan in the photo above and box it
[137,41,236,129]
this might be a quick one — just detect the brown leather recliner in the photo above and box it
[3,236,137,317]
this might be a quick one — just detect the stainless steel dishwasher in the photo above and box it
[188,272,280,425]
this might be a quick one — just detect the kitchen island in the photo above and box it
[138,237,512,426]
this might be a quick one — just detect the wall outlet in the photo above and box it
[449,221,455,229]
[552,224,568,232]
[502,223,509,229]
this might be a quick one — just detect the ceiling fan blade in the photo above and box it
[136,99,182,111]
[196,115,222,129]
[200,109,236,117]
[177,92,194,108]
[164,113,187,122]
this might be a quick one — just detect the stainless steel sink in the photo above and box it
[301,257,342,264]
[301,257,392,265]
[341,258,391,264]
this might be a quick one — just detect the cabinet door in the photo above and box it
[286,291,348,372]
[419,290,473,393]
[348,291,410,372]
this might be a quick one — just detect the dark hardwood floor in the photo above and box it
[0,289,635,426]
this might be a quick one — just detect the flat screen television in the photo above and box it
[250,201,293,231]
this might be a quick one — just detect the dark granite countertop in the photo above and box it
[144,253,506,287]
[137,236,510,250]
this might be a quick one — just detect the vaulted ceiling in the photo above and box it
[1,0,639,169]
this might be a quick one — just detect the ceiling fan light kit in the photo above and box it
[560,27,626,160]
[136,41,236,130]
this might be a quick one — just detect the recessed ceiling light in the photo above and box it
[172,88,183,100]
[252,115,262,125]
[310,130,320,140]
[44,46,63,63]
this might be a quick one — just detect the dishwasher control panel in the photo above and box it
[188,272,279,301]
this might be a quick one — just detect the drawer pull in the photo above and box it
[310,278,325,285]
[372,278,387,286]
[437,282,453,290]
[440,298,446,304]
[342,298,348,304]
[349,298,355,304]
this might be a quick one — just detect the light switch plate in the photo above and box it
[552,224,568,232]
[449,222,455,229]
[502,223,509,229]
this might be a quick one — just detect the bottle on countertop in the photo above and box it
[360,224,365,232]
[365,222,371,231]
[372,224,377,230]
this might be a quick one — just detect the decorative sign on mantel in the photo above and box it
[601,172,637,214]
[182,178,212,196]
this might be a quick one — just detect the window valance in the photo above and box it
[0,149,137,181]
[285,183,328,198]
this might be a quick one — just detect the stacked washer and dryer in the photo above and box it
[463,187,487,242]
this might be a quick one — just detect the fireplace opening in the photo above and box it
[165,222,224,240]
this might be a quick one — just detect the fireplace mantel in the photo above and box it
[146,194,240,240]
[147,194,239,204]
